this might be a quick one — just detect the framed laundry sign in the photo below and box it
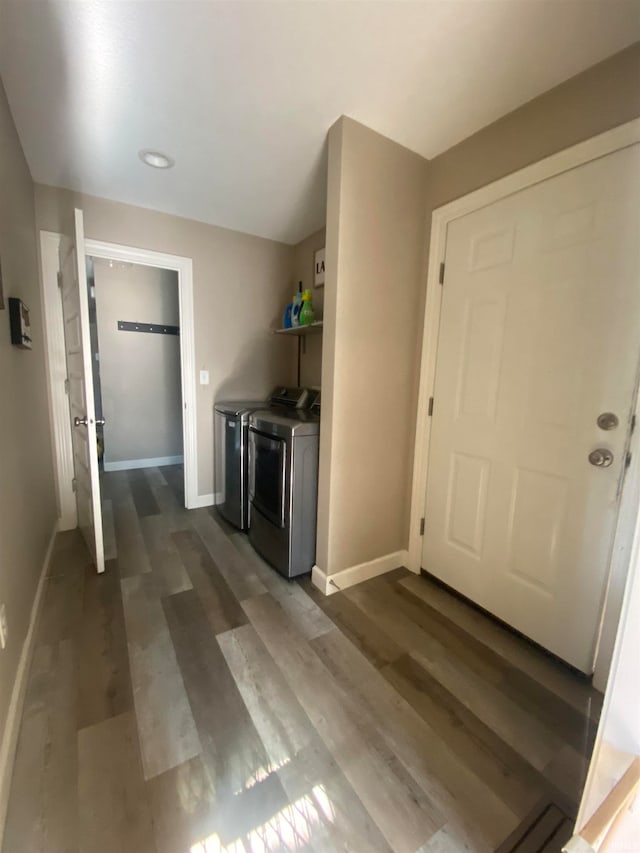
[314,247,325,287]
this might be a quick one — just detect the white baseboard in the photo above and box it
[57,511,77,532]
[103,454,184,472]
[0,521,58,844]
[312,549,409,596]
[187,493,215,509]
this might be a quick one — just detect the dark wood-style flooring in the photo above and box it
[2,465,601,852]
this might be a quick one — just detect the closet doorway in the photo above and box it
[87,255,184,562]
[88,257,183,475]
[40,230,198,570]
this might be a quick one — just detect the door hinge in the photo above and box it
[71,477,77,493]
[428,397,434,417]
[64,378,69,395]
[631,414,636,435]
[626,452,632,470]
[420,517,425,536]
[57,270,63,289]
[439,262,445,285]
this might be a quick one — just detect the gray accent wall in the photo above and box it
[93,260,182,467]
[0,77,56,826]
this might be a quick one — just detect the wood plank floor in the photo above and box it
[2,465,602,853]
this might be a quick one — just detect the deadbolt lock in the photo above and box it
[597,412,619,431]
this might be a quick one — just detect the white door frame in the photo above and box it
[40,232,202,513]
[408,118,640,676]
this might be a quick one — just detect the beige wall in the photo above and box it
[0,80,56,785]
[412,45,640,583]
[34,185,297,498]
[93,261,182,466]
[292,228,325,388]
[316,120,343,577]
[426,42,640,233]
[408,44,640,532]
[317,117,429,576]
[317,44,640,579]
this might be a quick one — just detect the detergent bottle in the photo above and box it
[291,291,302,327]
[300,289,315,326]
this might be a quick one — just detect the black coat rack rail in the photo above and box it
[117,321,180,336]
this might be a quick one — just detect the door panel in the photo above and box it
[59,209,104,573]
[445,452,490,557]
[506,468,568,592]
[422,144,640,672]
[455,294,507,421]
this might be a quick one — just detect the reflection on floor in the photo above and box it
[2,465,602,853]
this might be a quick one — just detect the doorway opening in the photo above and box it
[85,255,184,562]
[84,239,197,520]
[40,231,199,559]
[87,256,183,474]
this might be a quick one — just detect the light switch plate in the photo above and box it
[199,370,209,386]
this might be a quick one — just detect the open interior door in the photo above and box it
[59,208,105,573]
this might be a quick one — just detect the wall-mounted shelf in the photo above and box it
[274,321,323,383]
[274,321,323,336]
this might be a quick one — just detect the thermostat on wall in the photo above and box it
[8,297,32,349]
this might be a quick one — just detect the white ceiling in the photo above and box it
[1,1,638,245]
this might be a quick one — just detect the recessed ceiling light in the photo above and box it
[139,149,175,169]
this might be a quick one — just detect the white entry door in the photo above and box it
[59,209,105,574]
[422,144,640,673]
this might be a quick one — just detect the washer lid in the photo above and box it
[250,408,320,438]
[214,400,266,417]
[268,386,314,410]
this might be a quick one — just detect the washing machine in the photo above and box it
[214,387,314,531]
[248,391,320,578]
[214,399,267,530]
